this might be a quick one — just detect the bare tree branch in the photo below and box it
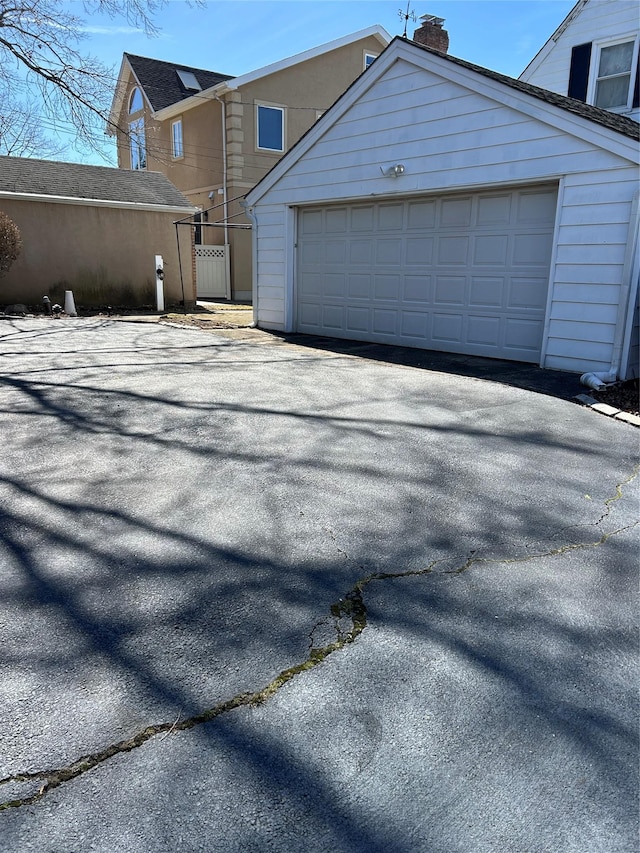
[0,0,195,157]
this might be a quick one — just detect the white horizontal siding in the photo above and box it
[521,0,639,121]
[255,203,286,329]
[543,163,637,372]
[261,64,627,206]
[521,0,639,90]
[252,48,638,372]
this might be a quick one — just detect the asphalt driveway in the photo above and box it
[0,317,638,852]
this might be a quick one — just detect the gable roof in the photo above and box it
[0,156,195,209]
[108,26,391,127]
[417,37,639,141]
[246,35,639,206]
[519,0,589,81]
[212,25,391,95]
[124,54,234,112]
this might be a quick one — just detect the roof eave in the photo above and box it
[0,189,197,213]
[107,56,155,135]
[215,24,391,93]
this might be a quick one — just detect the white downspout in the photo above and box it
[214,94,231,299]
[240,200,258,327]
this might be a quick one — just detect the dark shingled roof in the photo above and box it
[406,37,640,141]
[125,53,234,112]
[0,155,194,207]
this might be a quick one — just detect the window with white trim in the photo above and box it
[364,52,378,69]
[171,118,183,159]
[592,39,638,110]
[129,117,146,170]
[256,104,284,152]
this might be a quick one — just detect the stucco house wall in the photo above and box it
[0,157,196,310]
[109,28,390,300]
[246,38,640,379]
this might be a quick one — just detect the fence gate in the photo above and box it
[195,245,229,299]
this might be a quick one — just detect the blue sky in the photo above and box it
[84,0,577,78]
[63,0,577,162]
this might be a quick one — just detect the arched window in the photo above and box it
[129,87,143,114]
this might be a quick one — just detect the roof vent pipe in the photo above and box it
[413,14,449,53]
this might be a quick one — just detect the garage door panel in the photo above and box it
[325,208,347,232]
[346,306,369,332]
[477,194,512,225]
[469,277,504,308]
[406,237,434,264]
[325,240,346,264]
[378,204,404,230]
[434,276,465,306]
[401,311,429,338]
[403,276,432,302]
[324,274,345,296]
[408,201,436,229]
[513,233,553,265]
[322,304,344,329]
[467,315,501,347]
[376,239,402,264]
[351,206,374,230]
[432,313,464,343]
[300,209,323,234]
[473,234,509,265]
[517,190,557,223]
[505,317,544,351]
[299,301,322,327]
[373,310,398,335]
[348,274,371,299]
[441,197,472,227]
[374,275,401,300]
[296,185,556,363]
[438,236,469,265]
[300,272,323,295]
[301,242,322,264]
[350,241,373,264]
[508,278,547,310]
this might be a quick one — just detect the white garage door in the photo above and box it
[296,185,557,362]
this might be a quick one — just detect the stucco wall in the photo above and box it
[0,199,195,309]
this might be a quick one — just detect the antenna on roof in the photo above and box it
[398,1,417,38]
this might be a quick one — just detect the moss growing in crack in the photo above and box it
[1,467,638,812]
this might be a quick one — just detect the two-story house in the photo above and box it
[519,0,639,123]
[108,26,391,300]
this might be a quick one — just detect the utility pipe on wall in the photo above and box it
[214,94,231,299]
[240,200,258,327]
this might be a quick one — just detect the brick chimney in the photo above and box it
[413,14,449,53]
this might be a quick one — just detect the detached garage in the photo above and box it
[245,36,640,380]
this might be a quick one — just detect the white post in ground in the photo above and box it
[64,290,77,316]
[155,255,165,312]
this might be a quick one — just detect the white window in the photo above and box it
[364,52,378,69]
[129,117,146,170]
[256,104,284,152]
[172,119,183,159]
[592,38,638,111]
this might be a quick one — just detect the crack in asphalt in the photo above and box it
[1,466,637,812]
